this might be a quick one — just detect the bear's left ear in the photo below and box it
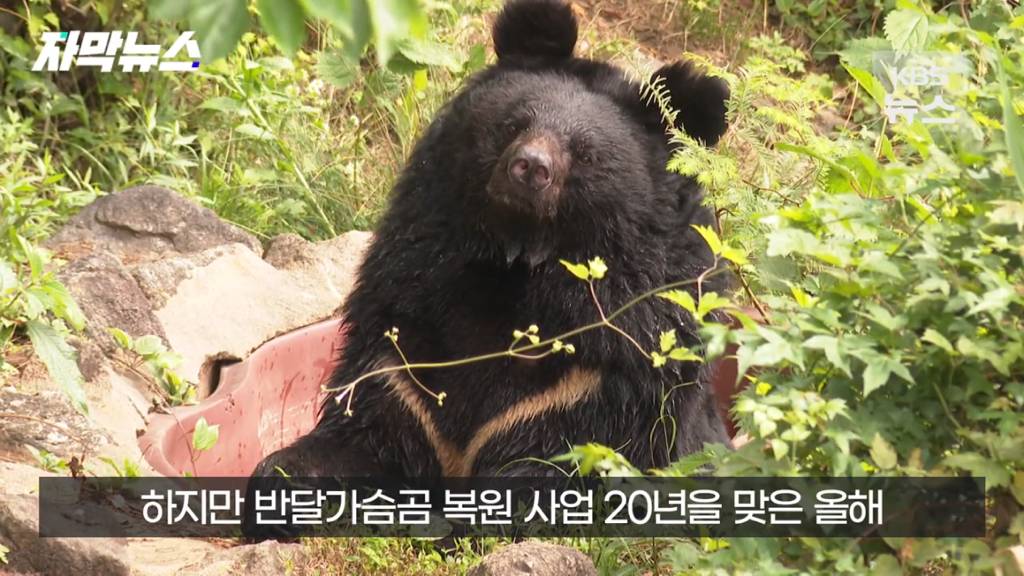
[650,61,730,147]
[493,0,578,63]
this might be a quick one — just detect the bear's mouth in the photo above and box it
[479,197,558,267]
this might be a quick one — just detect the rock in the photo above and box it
[0,492,131,576]
[1,185,371,574]
[0,388,110,462]
[130,243,238,310]
[57,251,166,358]
[186,541,304,576]
[47,185,260,261]
[468,542,597,576]
[154,232,370,383]
[263,233,315,268]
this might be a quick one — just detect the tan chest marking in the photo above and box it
[383,366,601,476]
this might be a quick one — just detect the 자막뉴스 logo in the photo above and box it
[31,31,201,73]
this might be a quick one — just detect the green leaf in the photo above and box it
[199,96,245,114]
[838,36,892,70]
[256,0,307,55]
[870,433,898,470]
[26,320,88,415]
[804,335,851,377]
[691,224,722,255]
[305,0,370,60]
[863,361,891,397]
[133,335,165,356]
[770,438,789,460]
[696,292,731,321]
[766,226,820,257]
[235,123,275,141]
[587,257,608,280]
[843,64,887,108]
[367,0,426,67]
[720,245,748,265]
[192,417,220,451]
[944,452,1010,487]
[38,280,86,331]
[317,50,359,88]
[1000,62,1024,196]
[559,260,590,281]
[789,284,817,308]
[668,347,703,362]
[884,9,929,54]
[189,0,250,62]
[660,330,677,353]
[393,37,463,72]
[108,327,133,350]
[921,329,954,354]
[658,290,696,315]
[150,0,189,20]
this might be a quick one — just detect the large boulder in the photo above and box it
[56,251,166,380]
[468,542,598,576]
[0,463,131,576]
[2,185,369,573]
[46,185,261,261]
[39,185,371,386]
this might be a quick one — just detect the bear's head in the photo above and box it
[396,0,730,268]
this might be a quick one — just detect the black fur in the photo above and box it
[250,0,732,482]
[493,0,577,62]
[652,61,730,146]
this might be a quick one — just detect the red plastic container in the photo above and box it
[138,319,343,477]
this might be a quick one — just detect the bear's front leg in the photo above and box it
[243,431,384,540]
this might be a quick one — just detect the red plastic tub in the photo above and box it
[138,318,343,477]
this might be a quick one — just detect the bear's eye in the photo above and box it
[575,148,594,166]
[501,118,523,138]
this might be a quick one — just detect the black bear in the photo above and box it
[252,0,732,481]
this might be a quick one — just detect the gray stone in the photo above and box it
[47,185,260,261]
[468,542,597,576]
[0,388,110,461]
[187,541,304,576]
[155,232,370,383]
[0,494,130,576]
[57,251,165,356]
[263,233,315,268]
[130,243,236,310]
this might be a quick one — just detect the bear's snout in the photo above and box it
[508,140,554,191]
[486,131,565,219]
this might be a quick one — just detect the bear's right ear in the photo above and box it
[650,61,730,147]
[493,0,578,63]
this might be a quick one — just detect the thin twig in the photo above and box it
[731,261,770,323]
[325,267,731,401]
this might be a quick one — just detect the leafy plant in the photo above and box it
[109,328,195,405]
[26,445,70,473]
[1,159,93,414]
[149,0,443,70]
[99,456,142,478]
[585,2,1024,573]
[191,416,219,452]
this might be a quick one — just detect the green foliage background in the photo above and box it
[1,0,1023,573]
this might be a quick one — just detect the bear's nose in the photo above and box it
[508,144,553,191]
